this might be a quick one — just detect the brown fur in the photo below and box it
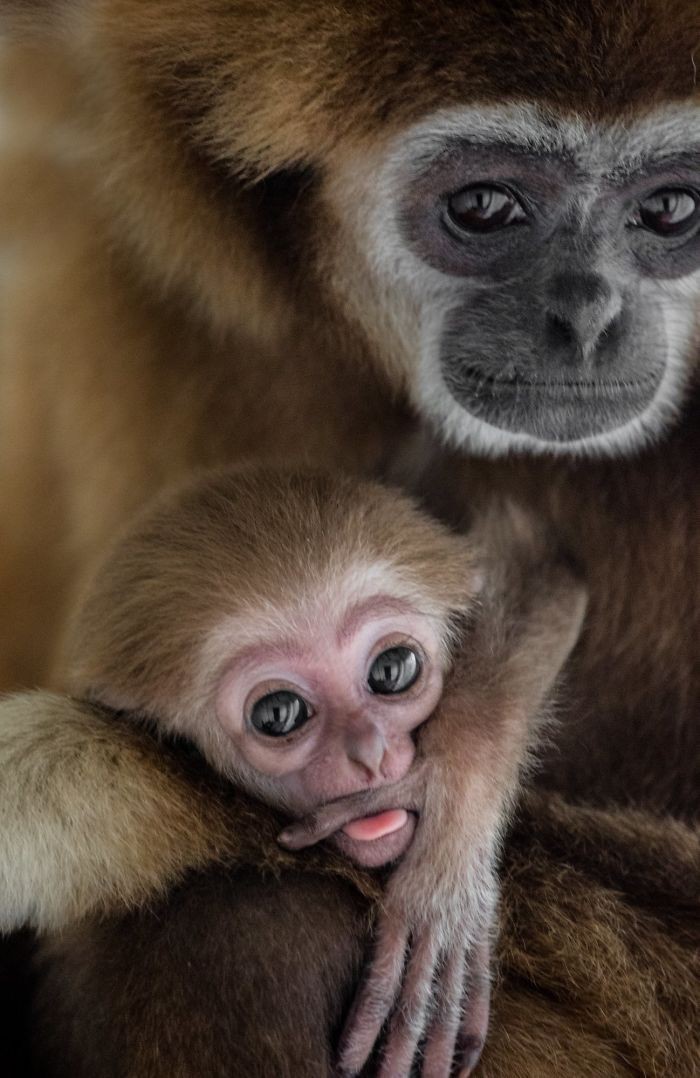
[0,473,588,1077]
[0,14,696,810]
[29,761,700,1078]
[0,692,382,937]
[0,694,232,933]
[419,413,700,816]
[0,14,697,812]
[62,467,478,714]
[1,2,699,1073]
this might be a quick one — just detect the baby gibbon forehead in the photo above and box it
[66,470,479,709]
[126,469,478,610]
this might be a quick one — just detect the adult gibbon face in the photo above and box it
[8,1,699,458]
[323,104,700,456]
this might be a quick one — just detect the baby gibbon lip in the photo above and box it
[342,809,409,841]
[332,811,417,867]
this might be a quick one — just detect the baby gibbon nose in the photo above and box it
[343,721,388,780]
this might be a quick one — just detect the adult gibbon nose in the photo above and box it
[544,272,623,366]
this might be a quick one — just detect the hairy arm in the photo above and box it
[0,693,233,933]
[281,508,588,1077]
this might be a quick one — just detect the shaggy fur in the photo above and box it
[0,11,697,811]
[0,2,699,1073]
[63,468,479,717]
[0,695,378,937]
[0,472,589,1078]
[419,414,700,816]
[23,745,700,1078]
[0,695,234,934]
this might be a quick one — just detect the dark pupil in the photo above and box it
[250,691,309,737]
[368,647,420,695]
[639,189,698,235]
[448,185,521,233]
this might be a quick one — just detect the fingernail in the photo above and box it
[458,1035,484,1074]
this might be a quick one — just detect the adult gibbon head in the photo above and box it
[4,0,700,456]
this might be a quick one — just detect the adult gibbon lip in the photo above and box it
[454,364,661,397]
[444,362,662,439]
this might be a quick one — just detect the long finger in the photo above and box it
[455,939,491,1078]
[377,930,442,1078]
[420,947,467,1078]
[337,917,410,1076]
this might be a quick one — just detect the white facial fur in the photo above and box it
[322,103,700,458]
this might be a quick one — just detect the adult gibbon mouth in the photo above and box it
[456,364,662,395]
[445,365,663,441]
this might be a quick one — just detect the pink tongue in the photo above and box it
[342,809,408,842]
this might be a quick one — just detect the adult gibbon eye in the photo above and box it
[635,188,699,236]
[250,691,310,737]
[447,184,527,233]
[368,646,421,694]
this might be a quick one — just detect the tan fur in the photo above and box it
[420,434,700,814]
[1,467,478,935]
[0,2,699,1072]
[0,691,381,936]
[0,465,589,1078]
[0,15,696,810]
[486,792,700,1078]
[0,692,231,933]
[0,470,529,921]
[25,777,700,1078]
[0,14,697,813]
[62,467,479,714]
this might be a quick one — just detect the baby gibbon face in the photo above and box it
[66,469,480,867]
[216,593,447,868]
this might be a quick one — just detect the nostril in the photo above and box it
[596,313,622,354]
[545,312,576,348]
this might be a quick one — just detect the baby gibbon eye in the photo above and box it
[250,691,311,736]
[368,647,421,695]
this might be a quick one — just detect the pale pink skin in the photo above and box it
[215,595,445,867]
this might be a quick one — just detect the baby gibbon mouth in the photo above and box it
[332,810,417,867]
[342,809,409,841]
